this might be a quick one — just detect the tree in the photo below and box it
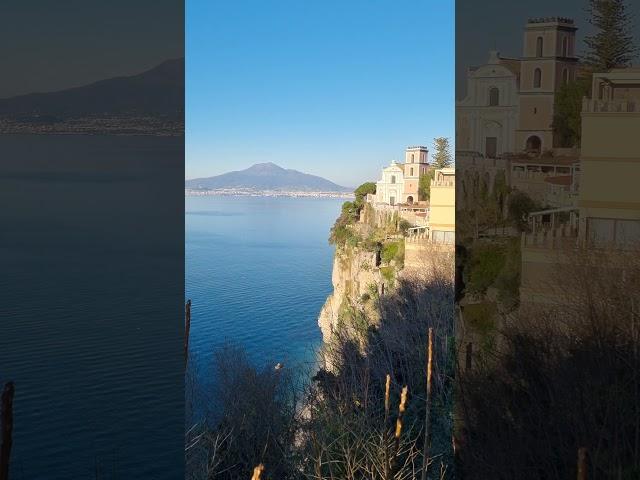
[552,75,592,147]
[353,182,376,209]
[584,0,638,71]
[418,169,435,201]
[431,137,453,169]
[507,190,540,232]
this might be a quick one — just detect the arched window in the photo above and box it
[536,37,543,57]
[562,37,569,57]
[411,153,415,162]
[391,175,396,184]
[534,68,542,88]
[410,167,414,176]
[526,135,541,155]
[562,68,569,85]
[489,87,499,106]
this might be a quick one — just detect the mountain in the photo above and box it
[185,163,351,192]
[0,58,184,118]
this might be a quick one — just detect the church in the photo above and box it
[374,146,429,206]
[457,17,579,158]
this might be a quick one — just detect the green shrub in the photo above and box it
[494,238,521,309]
[507,191,541,232]
[398,219,412,235]
[381,242,399,264]
[465,242,506,294]
[380,266,395,283]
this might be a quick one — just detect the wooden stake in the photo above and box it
[465,342,473,370]
[577,447,588,480]
[421,328,434,480]
[1,381,15,480]
[251,463,264,480]
[184,299,192,363]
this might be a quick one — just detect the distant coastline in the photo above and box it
[185,188,353,199]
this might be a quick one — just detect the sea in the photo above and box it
[0,135,184,479]
[185,195,342,403]
[0,133,343,478]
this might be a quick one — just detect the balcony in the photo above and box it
[582,98,639,113]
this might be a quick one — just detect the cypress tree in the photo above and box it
[584,0,638,71]
[431,137,453,169]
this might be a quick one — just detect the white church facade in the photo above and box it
[374,146,429,206]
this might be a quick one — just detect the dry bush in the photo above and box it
[458,247,640,479]
[186,344,299,480]
[300,260,456,480]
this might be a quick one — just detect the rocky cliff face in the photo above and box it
[318,245,390,343]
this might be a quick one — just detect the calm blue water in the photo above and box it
[0,135,184,479]
[185,196,341,388]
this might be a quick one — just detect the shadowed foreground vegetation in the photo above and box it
[458,248,640,479]
[186,256,455,480]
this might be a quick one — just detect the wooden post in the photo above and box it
[1,381,15,480]
[250,463,264,480]
[577,447,588,480]
[184,300,192,364]
[465,342,473,370]
[421,328,434,480]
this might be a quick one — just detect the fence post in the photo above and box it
[421,328,434,480]
[185,299,192,363]
[1,381,15,480]
[577,447,588,480]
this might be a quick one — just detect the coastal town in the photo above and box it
[184,188,354,198]
[456,16,640,306]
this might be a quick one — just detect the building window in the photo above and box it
[489,87,499,106]
[616,220,640,248]
[536,36,543,57]
[391,175,396,184]
[533,107,537,114]
[410,167,414,176]
[411,153,415,162]
[587,218,615,246]
[562,68,569,85]
[534,68,542,88]
[432,230,455,245]
[485,137,497,158]
[562,37,569,56]
[588,218,640,249]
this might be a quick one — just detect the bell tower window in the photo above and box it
[534,68,542,88]
[536,37,543,57]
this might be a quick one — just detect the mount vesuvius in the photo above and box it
[185,163,351,192]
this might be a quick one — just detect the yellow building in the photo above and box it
[520,69,640,305]
[404,167,455,270]
[578,70,640,247]
[428,168,455,244]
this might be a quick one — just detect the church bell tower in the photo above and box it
[515,17,578,154]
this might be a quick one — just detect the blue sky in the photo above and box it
[187,0,454,187]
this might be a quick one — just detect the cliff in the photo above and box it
[318,245,383,343]
[318,206,406,346]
